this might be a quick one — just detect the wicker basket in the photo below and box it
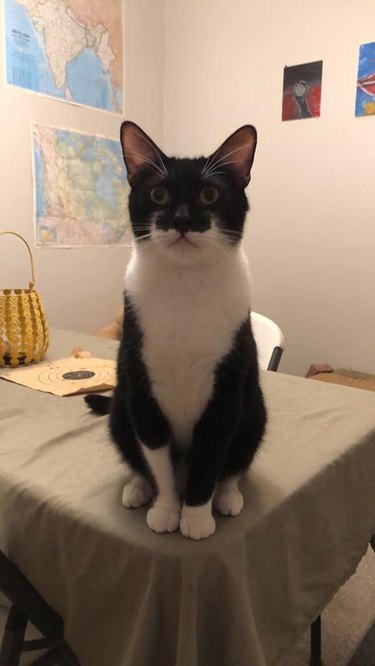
[0,231,49,367]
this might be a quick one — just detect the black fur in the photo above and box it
[107,298,266,506]
[85,394,111,415]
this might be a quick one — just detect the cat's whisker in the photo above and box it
[201,148,221,176]
[133,129,169,176]
[220,229,243,240]
[134,231,155,249]
[134,228,153,236]
[203,159,239,178]
[123,151,166,178]
[137,233,152,240]
[201,170,226,179]
[202,142,254,177]
[196,234,234,268]
[206,228,238,248]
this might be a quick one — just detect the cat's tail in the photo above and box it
[84,393,112,415]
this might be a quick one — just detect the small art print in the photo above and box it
[355,42,375,117]
[282,61,323,121]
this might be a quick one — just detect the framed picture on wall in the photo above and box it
[355,42,375,117]
[282,60,323,121]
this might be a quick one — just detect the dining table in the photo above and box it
[0,328,374,666]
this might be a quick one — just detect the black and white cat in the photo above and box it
[86,121,267,540]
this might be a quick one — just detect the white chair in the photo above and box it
[251,311,285,372]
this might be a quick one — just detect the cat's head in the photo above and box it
[120,121,257,265]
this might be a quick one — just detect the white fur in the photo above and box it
[126,224,252,450]
[122,475,153,508]
[141,444,181,533]
[214,476,243,516]
[180,499,216,540]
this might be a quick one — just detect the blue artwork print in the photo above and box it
[355,41,375,117]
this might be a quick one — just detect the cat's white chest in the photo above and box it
[126,249,251,448]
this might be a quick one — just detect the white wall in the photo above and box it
[2,0,374,376]
[163,0,375,376]
[0,0,164,335]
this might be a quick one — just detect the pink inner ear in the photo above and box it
[120,122,167,183]
[121,126,154,178]
[205,126,257,186]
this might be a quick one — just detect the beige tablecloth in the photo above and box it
[1,329,375,666]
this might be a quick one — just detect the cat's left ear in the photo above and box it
[120,121,168,186]
[206,125,257,188]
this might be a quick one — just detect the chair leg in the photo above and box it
[0,551,63,642]
[310,615,322,666]
[0,551,80,665]
[0,605,28,666]
[30,642,80,665]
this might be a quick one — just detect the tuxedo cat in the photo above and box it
[86,121,267,540]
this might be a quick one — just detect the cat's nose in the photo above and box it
[174,205,191,233]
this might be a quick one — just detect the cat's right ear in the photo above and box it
[120,121,168,186]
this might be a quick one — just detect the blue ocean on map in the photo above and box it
[5,0,65,98]
[5,0,121,112]
[66,50,114,111]
[33,146,45,219]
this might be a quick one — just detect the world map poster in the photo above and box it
[32,124,131,247]
[4,0,123,113]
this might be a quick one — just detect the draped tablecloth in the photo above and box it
[1,329,375,666]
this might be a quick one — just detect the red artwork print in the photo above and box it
[282,61,323,122]
[282,84,321,121]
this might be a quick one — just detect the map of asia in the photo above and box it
[5,0,123,113]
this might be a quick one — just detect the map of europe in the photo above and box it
[5,0,123,113]
[33,124,130,247]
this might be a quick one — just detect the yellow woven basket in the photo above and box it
[0,231,49,367]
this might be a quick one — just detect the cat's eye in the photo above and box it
[150,186,170,205]
[199,187,219,205]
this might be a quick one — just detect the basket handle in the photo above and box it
[0,231,36,289]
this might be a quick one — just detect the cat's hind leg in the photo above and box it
[216,386,267,516]
[122,474,154,508]
[213,476,243,516]
[110,392,156,509]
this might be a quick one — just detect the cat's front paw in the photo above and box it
[214,488,243,516]
[180,506,216,540]
[147,503,180,533]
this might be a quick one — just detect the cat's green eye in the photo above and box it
[150,186,170,205]
[199,187,219,205]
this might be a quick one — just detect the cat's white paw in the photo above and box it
[122,478,153,508]
[214,488,243,516]
[180,508,216,540]
[147,504,180,533]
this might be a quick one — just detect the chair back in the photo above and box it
[250,311,285,372]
